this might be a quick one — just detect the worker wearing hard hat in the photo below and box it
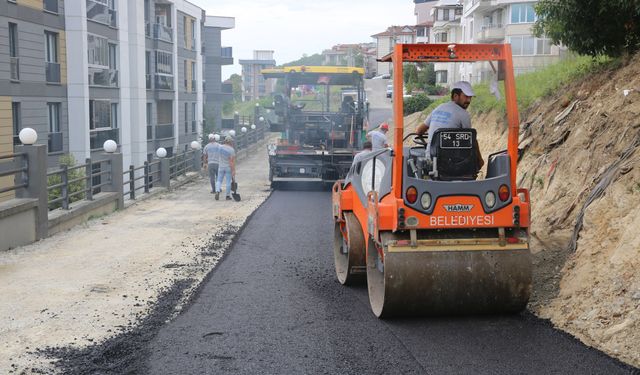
[416,81,484,168]
[367,122,389,150]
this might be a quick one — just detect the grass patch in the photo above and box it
[419,55,613,117]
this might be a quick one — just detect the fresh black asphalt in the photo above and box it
[143,191,637,375]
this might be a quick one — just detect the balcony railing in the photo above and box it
[89,128,119,150]
[10,57,19,80]
[147,125,153,140]
[153,23,173,43]
[46,62,61,83]
[476,24,505,42]
[43,0,59,13]
[88,67,118,87]
[48,132,63,153]
[221,47,233,58]
[86,0,117,27]
[155,74,174,90]
[155,124,174,139]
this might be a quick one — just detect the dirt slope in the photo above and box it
[403,56,640,367]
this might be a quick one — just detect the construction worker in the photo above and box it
[352,140,373,165]
[367,122,389,150]
[215,136,236,201]
[203,134,220,194]
[416,81,484,169]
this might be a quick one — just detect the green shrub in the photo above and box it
[403,94,433,116]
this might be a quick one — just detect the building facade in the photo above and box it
[203,16,234,133]
[414,0,438,43]
[239,50,275,102]
[1,0,232,169]
[371,25,417,77]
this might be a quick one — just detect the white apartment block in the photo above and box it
[372,26,417,77]
[417,0,565,87]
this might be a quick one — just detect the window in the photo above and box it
[111,103,118,128]
[89,99,111,129]
[156,51,173,74]
[536,38,552,55]
[435,32,448,43]
[509,35,535,55]
[511,3,536,24]
[146,103,152,125]
[190,19,196,49]
[45,31,58,63]
[469,21,474,40]
[191,61,196,91]
[145,51,151,75]
[183,60,188,89]
[12,102,21,137]
[88,34,108,66]
[435,70,448,84]
[47,103,60,132]
[9,23,18,57]
[109,43,117,69]
[455,7,462,15]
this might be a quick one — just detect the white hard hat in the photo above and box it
[452,81,475,96]
[214,134,221,141]
[208,133,214,140]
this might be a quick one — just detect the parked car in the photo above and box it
[386,84,393,98]
[372,73,391,80]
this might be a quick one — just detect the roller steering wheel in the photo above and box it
[403,132,429,147]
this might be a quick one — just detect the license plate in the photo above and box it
[440,131,472,149]
[300,168,306,174]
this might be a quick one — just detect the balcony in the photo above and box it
[43,0,58,13]
[153,23,173,43]
[86,0,117,28]
[155,74,174,91]
[46,62,60,83]
[146,74,152,89]
[90,128,119,150]
[155,124,174,139]
[88,67,118,87]
[464,0,495,16]
[476,24,505,42]
[48,132,63,153]
[10,57,19,80]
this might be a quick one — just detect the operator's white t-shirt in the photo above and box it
[367,130,387,150]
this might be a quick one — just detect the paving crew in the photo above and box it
[203,134,220,194]
[416,81,484,169]
[215,136,236,201]
[367,122,389,150]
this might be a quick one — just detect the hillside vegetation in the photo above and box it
[404,55,640,367]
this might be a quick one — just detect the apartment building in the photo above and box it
[321,43,377,78]
[371,25,417,77]
[1,0,68,167]
[203,15,234,132]
[459,0,564,83]
[1,0,232,170]
[414,0,438,43]
[239,50,275,102]
[430,0,464,85]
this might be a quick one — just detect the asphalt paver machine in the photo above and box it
[262,66,367,188]
[332,44,532,317]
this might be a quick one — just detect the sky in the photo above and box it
[198,0,417,80]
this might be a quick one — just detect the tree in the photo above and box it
[533,0,640,57]
[228,73,242,102]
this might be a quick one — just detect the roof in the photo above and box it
[371,25,416,38]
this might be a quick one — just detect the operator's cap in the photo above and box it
[452,81,475,97]
[380,123,389,130]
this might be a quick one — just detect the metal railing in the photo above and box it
[122,160,160,200]
[89,67,118,87]
[47,158,112,210]
[48,132,63,153]
[90,128,119,150]
[43,0,58,13]
[155,123,174,139]
[169,150,195,179]
[0,153,28,195]
[10,57,19,80]
[46,62,60,83]
[86,0,117,27]
[153,23,173,43]
[155,74,174,90]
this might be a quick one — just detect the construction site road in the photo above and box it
[143,191,635,375]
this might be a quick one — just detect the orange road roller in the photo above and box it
[332,43,532,318]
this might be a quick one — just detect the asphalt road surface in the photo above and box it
[144,191,635,375]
